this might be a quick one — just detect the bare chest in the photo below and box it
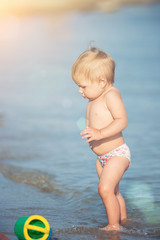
[86,101,113,128]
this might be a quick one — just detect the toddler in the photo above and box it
[72,47,131,231]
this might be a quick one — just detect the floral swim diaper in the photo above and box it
[97,143,131,168]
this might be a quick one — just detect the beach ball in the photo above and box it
[14,215,52,240]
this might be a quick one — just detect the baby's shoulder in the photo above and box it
[105,86,121,99]
[103,87,122,108]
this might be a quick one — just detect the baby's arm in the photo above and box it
[81,90,128,143]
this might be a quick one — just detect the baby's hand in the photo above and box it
[80,127,102,143]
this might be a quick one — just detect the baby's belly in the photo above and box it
[90,134,125,156]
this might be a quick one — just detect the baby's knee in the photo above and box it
[98,182,113,198]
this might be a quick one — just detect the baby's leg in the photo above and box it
[96,159,127,222]
[98,156,129,230]
[115,184,127,222]
[96,159,103,178]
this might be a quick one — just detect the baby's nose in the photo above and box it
[78,87,83,94]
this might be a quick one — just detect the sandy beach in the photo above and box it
[0,0,160,14]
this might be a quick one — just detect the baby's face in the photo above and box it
[77,80,105,101]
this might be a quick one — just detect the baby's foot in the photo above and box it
[100,224,121,231]
[121,218,131,226]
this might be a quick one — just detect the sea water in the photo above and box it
[0,3,160,239]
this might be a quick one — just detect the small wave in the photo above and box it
[119,219,160,238]
[55,224,160,239]
[55,226,98,236]
[0,164,64,194]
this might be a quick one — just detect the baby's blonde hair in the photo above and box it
[72,47,115,85]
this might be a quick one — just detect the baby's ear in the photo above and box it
[99,78,107,88]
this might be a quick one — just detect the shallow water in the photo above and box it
[0,3,160,240]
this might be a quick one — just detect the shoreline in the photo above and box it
[0,0,160,15]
